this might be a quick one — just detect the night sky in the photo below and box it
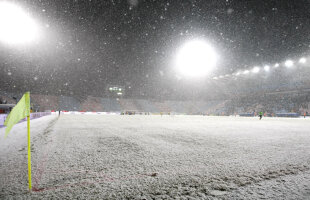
[0,0,309,99]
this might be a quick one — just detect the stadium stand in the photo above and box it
[153,101,171,112]
[101,98,121,112]
[226,90,310,116]
[165,100,182,113]
[0,91,20,104]
[118,99,139,111]
[31,94,59,112]
[135,99,158,112]
[59,96,80,111]
[190,101,212,114]
[80,96,103,111]
[0,95,15,104]
[1,89,309,116]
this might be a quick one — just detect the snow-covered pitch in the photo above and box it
[0,115,310,199]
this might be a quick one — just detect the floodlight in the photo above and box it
[264,65,270,72]
[243,70,250,75]
[285,60,293,67]
[274,63,279,68]
[252,67,260,73]
[0,2,39,45]
[175,40,218,77]
[299,57,306,64]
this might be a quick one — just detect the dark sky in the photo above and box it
[0,0,309,99]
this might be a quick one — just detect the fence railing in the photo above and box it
[0,112,51,128]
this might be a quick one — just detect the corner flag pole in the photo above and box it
[3,91,32,190]
[26,92,32,191]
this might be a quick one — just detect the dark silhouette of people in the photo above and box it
[259,111,263,120]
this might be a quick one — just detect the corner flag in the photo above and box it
[4,92,32,190]
[4,92,30,137]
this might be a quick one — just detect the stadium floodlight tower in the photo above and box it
[175,39,218,78]
[107,85,125,97]
[299,57,306,64]
[285,60,294,68]
[252,67,260,73]
[243,70,250,75]
[264,65,270,72]
[0,2,40,45]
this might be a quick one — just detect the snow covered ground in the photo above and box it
[0,115,310,199]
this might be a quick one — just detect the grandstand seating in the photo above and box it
[0,92,21,104]
[135,99,158,112]
[1,90,309,116]
[186,101,201,114]
[191,101,212,114]
[0,95,16,104]
[80,96,103,111]
[166,100,186,113]
[118,99,139,111]
[101,98,121,112]
[59,96,80,111]
[31,94,59,111]
[153,101,171,112]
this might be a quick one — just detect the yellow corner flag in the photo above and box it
[4,92,32,191]
[4,92,30,137]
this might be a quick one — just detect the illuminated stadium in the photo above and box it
[1,1,310,199]
[1,56,310,116]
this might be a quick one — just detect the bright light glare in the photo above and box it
[285,60,293,67]
[175,40,218,77]
[243,70,250,75]
[274,63,279,68]
[299,57,306,64]
[252,67,260,73]
[264,65,270,72]
[0,2,39,45]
